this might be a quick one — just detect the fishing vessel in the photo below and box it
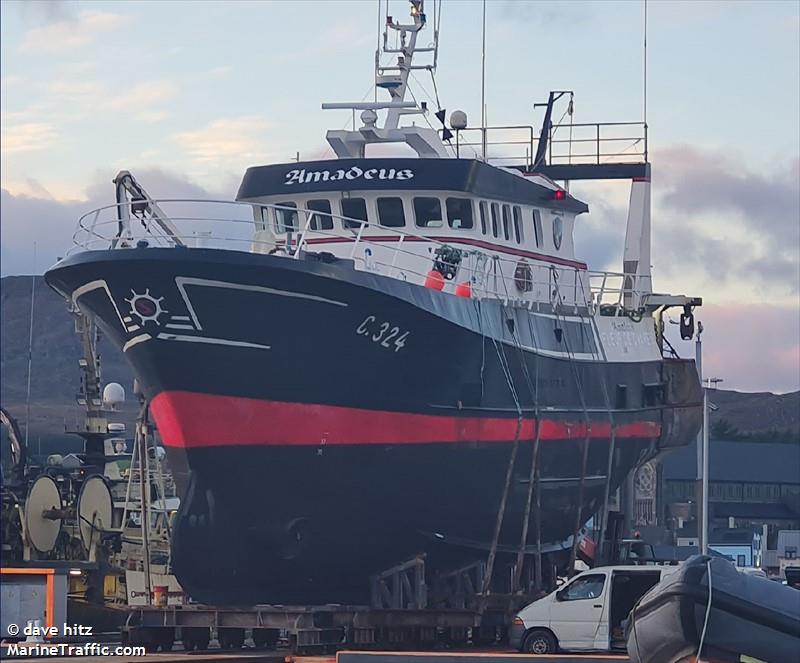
[45,1,703,605]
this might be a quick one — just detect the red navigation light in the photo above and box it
[553,190,567,201]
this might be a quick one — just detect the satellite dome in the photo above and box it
[102,383,125,409]
[450,110,467,130]
[360,109,378,127]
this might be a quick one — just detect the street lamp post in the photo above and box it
[695,323,704,553]
[701,382,709,555]
[702,377,723,557]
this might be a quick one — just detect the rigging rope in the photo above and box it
[548,268,593,576]
[405,84,458,158]
[492,261,546,594]
[483,267,546,598]
[577,269,618,564]
[476,294,524,604]
[524,308,545,591]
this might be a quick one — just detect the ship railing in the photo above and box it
[546,122,648,166]
[440,122,647,169]
[586,270,646,311]
[71,199,645,315]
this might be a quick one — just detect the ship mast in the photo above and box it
[379,0,435,129]
[323,0,446,159]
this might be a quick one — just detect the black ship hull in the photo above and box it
[45,247,702,605]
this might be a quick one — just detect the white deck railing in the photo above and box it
[70,199,646,314]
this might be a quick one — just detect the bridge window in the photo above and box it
[414,197,444,228]
[479,201,488,235]
[446,198,474,230]
[341,197,368,229]
[377,197,406,228]
[532,209,543,248]
[275,202,298,233]
[513,206,523,244]
[490,203,499,238]
[501,205,511,241]
[307,199,334,230]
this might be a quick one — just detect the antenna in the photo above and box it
[25,242,37,448]
[375,0,382,103]
[481,0,487,159]
[643,0,648,126]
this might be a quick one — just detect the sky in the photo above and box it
[1,0,799,393]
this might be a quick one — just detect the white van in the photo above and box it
[509,565,680,654]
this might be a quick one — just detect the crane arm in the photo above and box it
[112,170,185,248]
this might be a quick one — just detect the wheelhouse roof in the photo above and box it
[237,158,589,214]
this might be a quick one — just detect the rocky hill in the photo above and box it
[1,276,798,446]
[1,276,137,443]
[707,389,800,442]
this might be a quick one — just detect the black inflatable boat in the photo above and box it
[626,555,800,663]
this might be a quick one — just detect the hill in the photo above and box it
[1,275,137,444]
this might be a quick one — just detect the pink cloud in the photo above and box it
[667,303,800,394]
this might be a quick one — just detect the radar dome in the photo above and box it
[102,382,125,409]
[147,446,167,461]
[360,109,378,127]
[450,110,467,130]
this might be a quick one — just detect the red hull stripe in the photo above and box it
[151,391,661,448]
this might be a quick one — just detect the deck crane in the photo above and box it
[112,171,185,248]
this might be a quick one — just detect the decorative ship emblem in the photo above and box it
[125,289,167,326]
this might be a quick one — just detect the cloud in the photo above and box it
[278,19,373,63]
[134,110,170,123]
[207,66,233,79]
[0,122,58,154]
[497,0,592,26]
[1,75,26,90]
[573,197,625,272]
[20,10,130,52]
[104,80,177,111]
[1,169,228,276]
[12,0,78,26]
[657,145,800,253]
[652,146,800,296]
[37,76,176,124]
[173,116,272,167]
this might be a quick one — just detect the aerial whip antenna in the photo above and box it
[376,0,381,102]
[643,0,648,128]
[25,242,37,448]
[481,0,487,159]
